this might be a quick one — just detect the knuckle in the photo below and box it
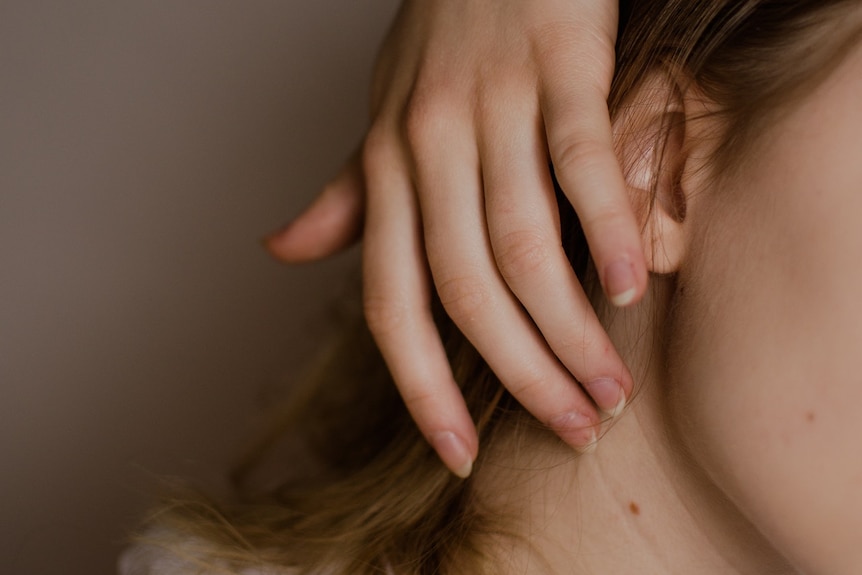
[555,330,601,362]
[400,387,439,414]
[403,93,456,152]
[552,137,610,179]
[504,368,550,399]
[494,229,554,280]
[435,274,491,326]
[363,294,410,338]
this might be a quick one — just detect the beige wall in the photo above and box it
[1,2,398,573]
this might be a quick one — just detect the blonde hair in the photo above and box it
[135,2,862,573]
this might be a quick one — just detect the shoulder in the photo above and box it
[117,529,293,575]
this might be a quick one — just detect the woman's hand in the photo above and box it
[265,0,645,477]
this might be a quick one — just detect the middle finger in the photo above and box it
[479,98,633,415]
[411,113,602,449]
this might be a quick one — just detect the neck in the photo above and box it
[467,300,797,575]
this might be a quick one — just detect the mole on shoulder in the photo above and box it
[629,502,640,516]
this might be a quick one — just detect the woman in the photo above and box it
[123,1,862,573]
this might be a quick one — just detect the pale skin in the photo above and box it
[463,38,862,575]
[265,0,645,476]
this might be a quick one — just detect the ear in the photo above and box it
[614,70,698,274]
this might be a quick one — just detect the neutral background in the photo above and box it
[1,1,400,573]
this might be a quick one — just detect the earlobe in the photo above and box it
[613,71,692,275]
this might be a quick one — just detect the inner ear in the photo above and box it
[614,71,690,274]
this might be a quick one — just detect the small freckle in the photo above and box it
[806,411,816,423]
[629,502,640,516]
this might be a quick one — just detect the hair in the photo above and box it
[134,2,862,574]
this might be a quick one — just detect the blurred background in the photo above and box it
[0,1,399,573]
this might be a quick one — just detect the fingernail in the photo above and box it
[584,378,627,417]
[550,411,599,453]
[429,432,473,479]
[604,260,637,307]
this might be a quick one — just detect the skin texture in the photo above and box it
[666,39,862,575]
[466,37,862,575]
[264,0,646,477]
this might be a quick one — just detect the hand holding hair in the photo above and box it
[263,0,643,477]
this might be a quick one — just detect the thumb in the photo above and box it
[264,153,365,263]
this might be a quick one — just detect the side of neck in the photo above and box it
[465,301,795,575]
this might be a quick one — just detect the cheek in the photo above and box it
[666,178,862,574]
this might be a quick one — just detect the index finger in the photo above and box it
[538,35,648,307]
